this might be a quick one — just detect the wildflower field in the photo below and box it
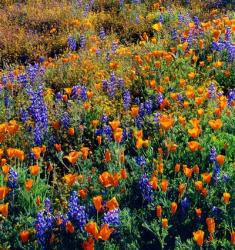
[0,0,235,249]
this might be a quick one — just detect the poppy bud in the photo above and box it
[171,202,177,214]
[155,205,162,218]
[162,218,168,229]
[19,230,30,244]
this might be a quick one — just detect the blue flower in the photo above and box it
[139,174,153,203]
[103,208,120,227]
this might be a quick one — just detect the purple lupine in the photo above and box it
[35,199,54,249]
[4,96,10,108]
[208,83,216,98]
[60,112,70,129]
[106,51,111,61]
[139,174,153,203]
[123,90,131,110]
[1,75,7,85]
[27,64,39,82]
[135,97,140,105]
[139,103,145,117]
[172,28,177,41]
[67,36,77,51]
[103,125,112,140]
[227,43,235,62]
[209,147,217,162]
[225,27,231,41]
[8,168,18,189]
[99,27,106,40]
[80,86,87,101]
[193,16,200,28]
[111,42,119,54]
[101,115,109,123]
[117,78,124,89]
[83,3,90,16]
[135,115,143,129]
[103,208,120,227]
[159,14,164,23]
[157,93,163,108]
[135,156,146,167]
[180,197,190,214]
[80,34,86,49]
[144,99,153,114]
[8,71,14,83]
[154,112,161,126]
[227,89,235,107]
[178,13,184,25]
[67,191,88,230]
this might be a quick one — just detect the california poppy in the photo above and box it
[155,205,162,218]
[171,202,177,214]
[206,218,215,234]
[93,196,103,212]
[106,197,119,211]
[25,179,33,191]
[162,218,168,229]
[0,202,9,217]
[82,237,94,250]
[66,221,75,233]
[193,230,204,247]
[223,192,231,203]
[29,165,40,176]
[19,230,30,244]
[0,186,10,200]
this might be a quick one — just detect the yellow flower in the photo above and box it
[152,23,162,31]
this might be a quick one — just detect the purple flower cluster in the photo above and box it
[209,147,217,162]
[35,199,55,249]
[139,174,153,203]
[103,208,120,227]
[67,35,77,51]
[8,168,18,189]
[26,84,48,145]
[135,156,146,167]
[123,89,131,110]
[67,191,88,230]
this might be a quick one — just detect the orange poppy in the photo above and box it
[64,174,78,186]
[82,238,94,250]
[161,179,169,192]
[159,115,174,130]
[99,172,113,188]
[29,165,40,176]
[64,151,82,164]
[183,166,193,178]
[0,186,10,200]
[162,218,168,229]
[193,230,204,247]
[68,128,75,136]
[171,202,178,214]
[81,147,89,160]
[0,203,9,217]
[195,181,203,191]
[188,141,201,152]
[25,179,33,191]
[155,205,162,218]
[149,176,158,190]
[175,163,180,173]
[223,192,231,203]
[201,173,212,184]
[66,221,75,233]
[206,218,215,234]
[93,196,103,212]
[178,183,185,196]
[54,144,62,152]
[131,106,139,118]
[195,208,202,217]
[106,197,119,211]
[109,121,120,131]
[216,155,225,165]
[104,149,111,162]
[209,119,223,130]
[32,147,42,160]
[19,230,30,244]
[97,224,114,241]
[231,231,235,245]
[97,135,102,145]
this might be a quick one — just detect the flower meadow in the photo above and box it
[0,0,235,249]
